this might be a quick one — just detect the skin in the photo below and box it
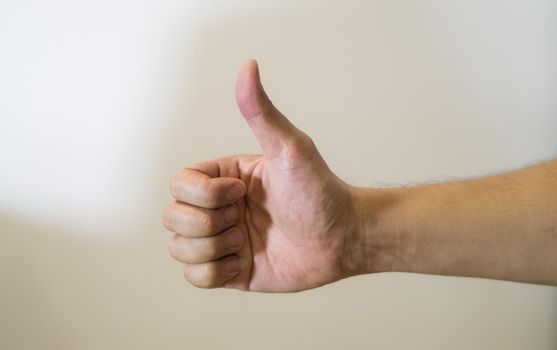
[163,60,557,292]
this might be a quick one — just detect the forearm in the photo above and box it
[353,159,557,285]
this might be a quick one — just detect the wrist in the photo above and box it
[347,186,412,276]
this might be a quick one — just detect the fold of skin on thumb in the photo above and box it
[235,60,300,158]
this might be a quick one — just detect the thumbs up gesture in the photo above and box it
[164,60,365,292]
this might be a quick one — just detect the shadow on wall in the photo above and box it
[2,2,557,350]
[0,215,183,349]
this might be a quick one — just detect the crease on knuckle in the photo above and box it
[169,236,190,262]
[167,236,177,256]
[201,182,226,208]
[198,211,214,234]
[198,181,216,206]
[202,236,220,259]
[170,177,180,198]
[163,205,175,231]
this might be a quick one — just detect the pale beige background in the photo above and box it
[1,0,556,349]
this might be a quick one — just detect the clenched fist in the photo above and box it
[163,60,367,292]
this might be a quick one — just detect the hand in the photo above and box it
[163,60,365,292]
[164,61,557,289]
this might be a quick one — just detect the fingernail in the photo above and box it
[227,184,244,200]
[224,205,238,223]
[224,257,240,273]
[227,229,244,249]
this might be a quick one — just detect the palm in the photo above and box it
[225,153,355,292]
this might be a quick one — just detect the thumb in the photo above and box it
[235,60,300,157]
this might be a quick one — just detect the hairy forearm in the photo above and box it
[352,159,557,285]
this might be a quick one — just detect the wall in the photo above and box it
[1,0,556,349]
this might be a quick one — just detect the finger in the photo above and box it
[163,202,239,238]
[171,168,246,209]
[235,59,304,158]
[168,227,245,264]
[183,255,245,289]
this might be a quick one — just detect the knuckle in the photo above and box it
[197,211,214,233]
[169,235,193,260]
[201,236,219,258]
[198,181,224,208]
[184,264,218,289]
[183,265,198,286]
[284,133,316,159]
[296,132,316,151]
[202,264,219,286]
[168,236,186,261]
[170,177,180,198]
[204,191,221,208]
[167,236,176,256]
[162,205,175,230]
[197,179,210,194]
